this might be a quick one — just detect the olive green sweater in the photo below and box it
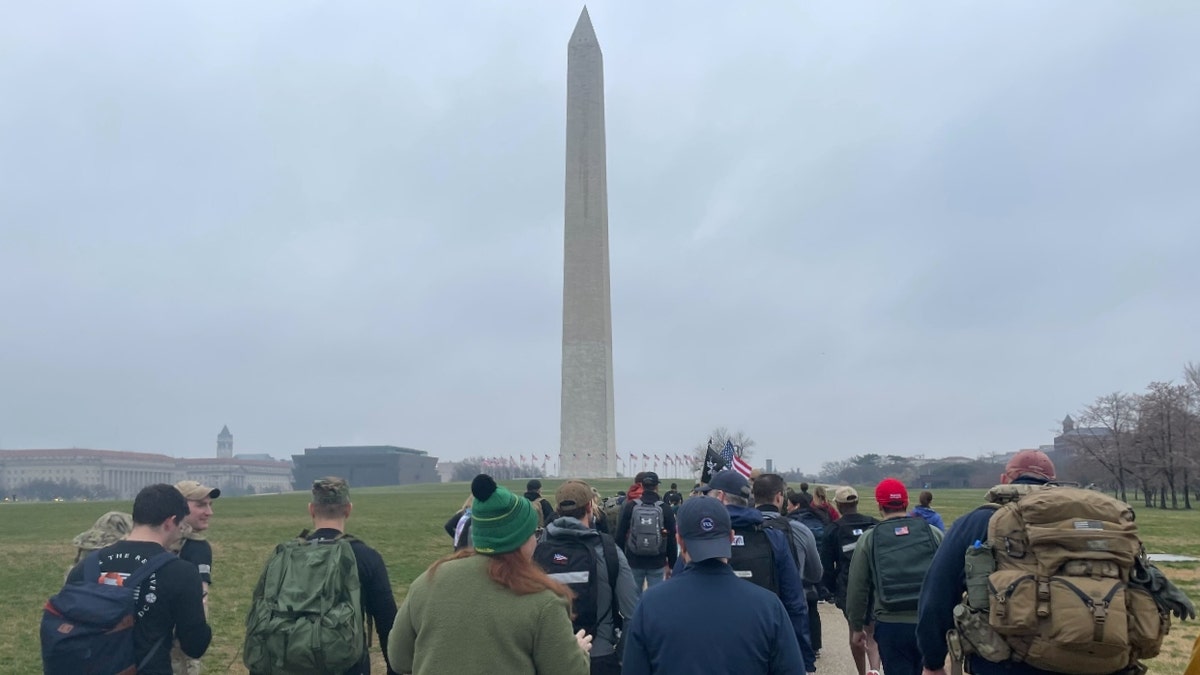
[389,554,590,675]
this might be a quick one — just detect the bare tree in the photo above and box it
[1071,392,1139,502]
[1179,363,1200,508]
[1185,361,1200,391]
[1135,382,1195,509]
[819,459,852,482]
[691,427,757,471]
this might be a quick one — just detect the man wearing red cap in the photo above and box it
[917,450,1055,675]
[846,478,942,675]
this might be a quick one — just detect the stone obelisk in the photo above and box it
[560,7,616,479]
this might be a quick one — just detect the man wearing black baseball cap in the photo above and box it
[621,497,804,674]
[614,471,677,598]
[523,479,555,528]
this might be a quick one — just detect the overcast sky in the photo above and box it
[2,2,1197,471]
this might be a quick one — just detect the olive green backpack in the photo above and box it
[243,532,365,675]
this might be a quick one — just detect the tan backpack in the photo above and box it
[953,484,1168,673]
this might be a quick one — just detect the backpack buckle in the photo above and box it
[1004,537,1026,559]
[1036,580,1052,618]
[1092,602,1108,642]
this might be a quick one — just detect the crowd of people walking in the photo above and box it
[42,450,1199,675]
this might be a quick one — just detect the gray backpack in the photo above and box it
[626,500,666,556]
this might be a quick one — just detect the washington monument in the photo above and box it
[560,7,616,479]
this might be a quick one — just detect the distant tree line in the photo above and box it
[804,362,1200,511]
[452,456,545,482]
[10,479,117,502]
[1061,362,1200,509]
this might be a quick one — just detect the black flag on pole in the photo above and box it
[701,438,725,485]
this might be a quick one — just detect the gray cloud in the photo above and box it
[2,2,1197,470]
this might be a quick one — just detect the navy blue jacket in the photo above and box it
[623,559,805,675]
[674,505,814,671]
[916,478,1069,675]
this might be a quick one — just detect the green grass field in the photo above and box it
[3,481,1197,674]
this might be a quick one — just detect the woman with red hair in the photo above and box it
[390,474,591,675]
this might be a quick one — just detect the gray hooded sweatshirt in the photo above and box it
[542,516,639,658]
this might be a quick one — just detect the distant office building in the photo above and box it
[0,447,292,500]
[0,426,293,499]
[435,461,462,483]
[292,445,439,489]
[1053,414,1114,456]
[178,457,293,494]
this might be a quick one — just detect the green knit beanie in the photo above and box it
[469,474,538,555]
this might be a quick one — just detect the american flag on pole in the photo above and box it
[719,440,735,465]
[721,440,753,478]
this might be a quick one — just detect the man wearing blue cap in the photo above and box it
[621,496,805,674]
[690,470,817,672]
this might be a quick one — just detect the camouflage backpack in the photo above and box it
[603,496,623,529]
[71,512,133,564]
[951,484,1168,674]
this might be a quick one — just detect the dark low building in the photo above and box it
[292,445,438,489]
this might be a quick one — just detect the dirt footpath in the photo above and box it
[812,600,868,674]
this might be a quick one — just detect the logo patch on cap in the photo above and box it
[700,517,715,532]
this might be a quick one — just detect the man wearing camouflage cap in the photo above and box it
[171,481,220,675]
[305,477,400,675]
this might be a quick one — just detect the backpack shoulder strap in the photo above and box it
[125,551,177,588]
[764,517,802,567]
[598,532,619,594]
[597,532,621,628]
[82,549,102,583]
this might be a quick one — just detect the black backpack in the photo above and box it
[868,516,938,612]
[761,516,801,569]
[534,532,621,634]
[832,516,878,602]
[789,508,828,544]
[42,551,177,675]
[730,523,778,594]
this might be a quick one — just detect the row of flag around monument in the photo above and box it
[481,441,752,481]
[482,456,555,467]
[479,453,696,466]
